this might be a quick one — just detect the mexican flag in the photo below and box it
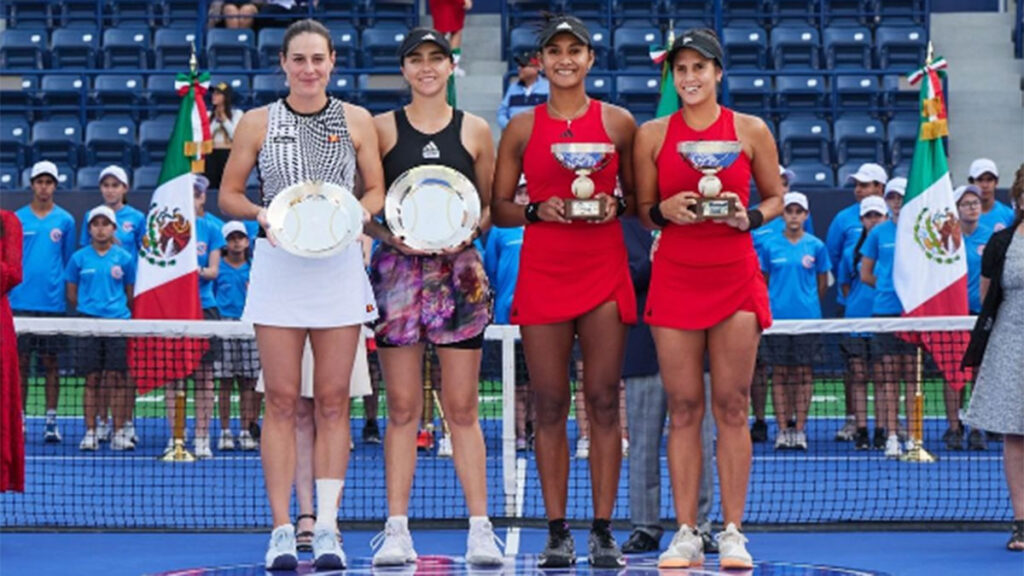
[650,29,679,118]
[129,69,212,394]
[893,55,971,390]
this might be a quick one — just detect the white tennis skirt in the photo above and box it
[256,331,372,399]
[244,238,378,328]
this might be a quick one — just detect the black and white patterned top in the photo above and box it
[257,97,357,206]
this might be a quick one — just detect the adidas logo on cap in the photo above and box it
[557,22,572,30]
[683,36,693,44]
[423,33,436,40]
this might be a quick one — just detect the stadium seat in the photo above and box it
[360,27,407,69]
[163,0,201,27]
[726,74,772,116]
[363,0,416,27]
[209,74,252,108]
[358,74,409,115]
[835,74,880,113]
[877,0,926,25]
[888,117,919,167]
[837,161,866,186]
[154,28,198,69]
[778,116,833,165]
[564,0,610,22]
[720,0,766,25]
[51,28,100,69]
[588,25,612,70]
[145,74,179,119]
[614,27,662,70]
[109,0,155,27]
[252,74,288,107]
[139,117,176,165]
[77,165,133,192]
[507,26,537,65]
[825,0,872,27]
[133,164,162,191]
[257,28,287,68]
[772,0,818,25]
[787,161,836,189]
[876,26,927,71]
[32,119,83,168]
[723,26,768,70]
[881,74,919,114]
[85,118,137,166]
[824,26,872,69]
[508,0,560,27]
[328,75,357,102]
[835,115,885,164]
[92,74,146,120]
[585,75,613,100]
[40,75,90,115]
[329,25,359,69]
[775,75,828,115]
[0,29,48,69]
[102,27,150,69]
[0,166,21,191]
[771,25,821,70]
[615,74,661,120]
[3,0,54,29]
[0,117,31,173]
[207,29,256,69]
[21,162,74,189]
[0,76,39,116]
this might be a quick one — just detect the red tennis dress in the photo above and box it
[510,100,637,326]
[645,107,772,331]
[1,210,24,492]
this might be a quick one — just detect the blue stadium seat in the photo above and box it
[588,25,612,70]
[133,164,162,191]
[787,161,836,189]
[154,28,198,69]
[881,74,918,114]
[32,119,84,168]
[145,74,179,118]
[720,0,766,25]
[0,76,38,115]
[835,115,885,164]
[772,0,818,25]
[615,74,661,120]
[364,0,416,27]
[564,0,610,22]
[771,25,821,70]
[360,27,407,69]
[723,26,768,70]
[876,26,927,71]
[508,0,560,27]
[877,0,926,26]
[329,25,359,69]
[778,116,832,165]
[0,117,31,173]
[837,161,867,187]
[51,28,100,68]
[102,27,150,69]
[163,0,201,27]
[257,28,286,68]
[0,166,21,191]
[328,75,357,102]
[614,27,662,70]
[775,75,828,115]
[665,0,715,26]
[507,26,537,64]
[77,165,134,192]
[252,74,288,107]
[209,74,252,108]
[887,117,918,168]
[21,163,74,189]
[726,74,771,116]
[85,118,136,166]
[207,29,256,69]
[40,75,89,115]
[3,0,54,29]
[55,0,101,28]
[824,26,872,69]
[0,29,48,69]
[109,1,155,27]
[586,75,613,100]
[92,74,146,120]
[139,117,176,165]
[358,74,409,115]
[825,0,872,27]
[891,158,912,179]
[835,74,880,113]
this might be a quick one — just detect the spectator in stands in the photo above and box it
[11,161,76,445]
[497,52,549,130]
[962,163,1024,552]
[207,84,246,190]
[860,177,918,458]
[969,158,1015,233]
[0,209,24,493]
[759,193,830,451]
[220,1,259,29]
[257,0,312,30]
[67,206,135,452]
[214,221,260,452]
[491,15,638,569]
[634,28,782,570]
[837,196,886,451]
[429,0,472,76]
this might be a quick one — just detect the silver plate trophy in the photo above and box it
[266,181,365,258]
[385,165,481,253]
[677,141,743,221]
[550,143,617,220]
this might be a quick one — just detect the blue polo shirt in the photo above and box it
[10,204,76,313]
[861,220,903,315]
[837,242,875,318]
[215,259,251,319]
[978,201,1015,233]
[825,202,864,306]
[79,204,146,253]
[65,244,135,319]
[196,213,226,310]
[963,224,994,314]
[751,213,815,260]
[760,232,831,320]
[484,226,524,324]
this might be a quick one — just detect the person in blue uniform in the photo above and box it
[66,206,135,452]
[969,158,1014,233]
[11,161,76,444]
[77,165,146,253]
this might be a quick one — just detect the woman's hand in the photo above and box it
[536,197,569,224]
[256,207,278,246]
[388,234,432,257]
[660,193,700,225]
[719,193,750,231]
[441,228,480,255]
[591,193,620,224]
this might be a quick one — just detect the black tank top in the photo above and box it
[382,108,476,190]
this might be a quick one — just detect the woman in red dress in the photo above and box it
[634,29,783,570]
[491,15,637,570]
[1,209,25,493]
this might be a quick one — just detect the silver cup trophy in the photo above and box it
[677,141,742,221]
[550,143,617,220]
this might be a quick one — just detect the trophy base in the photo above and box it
[565,198,607,221]
[693,197,738,222]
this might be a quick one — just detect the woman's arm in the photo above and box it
[464,112,495,233]
[218,107,268,222]
[730,113,784,231]
[979,276,990,303]
[860,257,877,288]
[345,104,386,218]
[633,118,698,229]
[603,104,637,219]
[492,111,549,226]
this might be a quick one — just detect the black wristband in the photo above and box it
[648,203,669,227]
[525,202,542,223]
[746,208,764,230]
[616,197,628,217]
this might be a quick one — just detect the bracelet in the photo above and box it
[525,202,542,223]
[648,203,669,227]
[746,208,765,230]
[616,197,628,217]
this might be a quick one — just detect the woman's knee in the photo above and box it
[584,385,620,427]
[386,393,421,427]
[265,390,298,420]
[666,393,704,429]
[532,389,570,426]
[712,389,749,428]
[442,396,479,428]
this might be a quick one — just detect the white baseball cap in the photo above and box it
[87,205,118,226]
[99,165,130,187]
[783,192,808,211]
[968,158,998,180]
[954,184,982,204]
[885,177,907,197]
[859,195,887,217]
[222,220,248,240]
[30,160,59,182]
[847,162,888,185]
[779,165,796,184]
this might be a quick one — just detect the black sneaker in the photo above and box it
[538,529,575,568]
[750,420,768,443]
[363,419,381,444]
[986,431,1004,443]
[588,528,625,568]
[873,427,887,450]
[854,427,870,450]
[700,530,719,554]
[942,427,964,451]
[967,429,987,451]
[621,530,659,554]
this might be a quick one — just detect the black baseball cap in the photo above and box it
[667,28,724,68]
[537,15,591,48]
[513,50,539,67]
[397,27,452,62]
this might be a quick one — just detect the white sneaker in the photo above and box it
[238,430,259,451]
[575,436,590,459]
[774,428,793,450]
[622,438,630,457]
[466,519,504,566]
[125,421,139,444]
[371,519,418,566]
[79,430,98,451]
[312,526,347,570]
[835,415,857,441]
[111,427,135,451]
[791,430,808,451]
[884,434,902,458]
[265,524,298,571]
[715,523,753,569]
[658,525,704,568]
[96,420,111,443]
[218,429,235,451]
[438,434,453,458]
[194,436,213,459]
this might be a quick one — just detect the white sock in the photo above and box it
[315,478,343,531]
[469,516,490,530]
[388,515,409,530]
[45,409,56,423]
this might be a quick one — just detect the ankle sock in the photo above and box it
[314,478,343,531]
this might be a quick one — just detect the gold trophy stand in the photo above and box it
[901,348,937,463]
[161,388,196,462]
